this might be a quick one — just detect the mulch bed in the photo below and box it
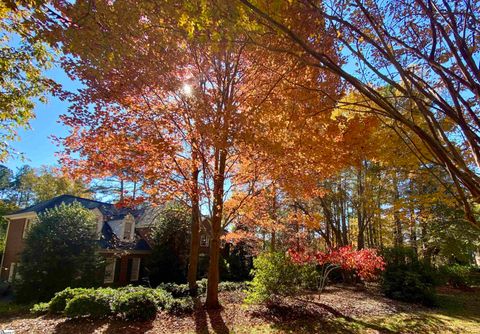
[0,285,425,334]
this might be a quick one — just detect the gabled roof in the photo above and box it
[12,194,115,216]
[99,222,151,251]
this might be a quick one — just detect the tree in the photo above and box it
[148,203,192,286]
[0,1,53,161]
[41,0,377,308]
[29,166,92,202]
[15,202,102,302]
[238,0,480,227]
[0,165,91,207]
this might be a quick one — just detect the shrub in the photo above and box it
[245,252,301,304]
[48,287,94,314]
[0,280,10,296]
[30,302,50,315]
[197,278,208,294]
[439,264,474,289]
[157,278,208,297]
[15,203,102,302]
[151,288,174,309]
[381,247,437,306]
[218,281,247,292]
[165,297,194,314]
[64,293,111,318]
[157,282,190,298]
[112,290,158,321]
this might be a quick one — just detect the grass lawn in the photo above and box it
[0,285,478,333]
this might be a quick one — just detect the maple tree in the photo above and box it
[37,0,370,308]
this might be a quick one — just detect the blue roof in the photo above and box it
[13,195,151,252]
[13,194,116,216]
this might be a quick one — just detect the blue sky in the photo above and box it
[4,65,81,172]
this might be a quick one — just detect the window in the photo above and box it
[130,258,141,281]
[8,263,16,282]
[123,220,133,240]
[104,258,116,283]
[22,219,32,239]
[200,234,209,247]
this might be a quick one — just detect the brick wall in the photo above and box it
[1,218,27,280]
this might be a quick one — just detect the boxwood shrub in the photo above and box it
[64,293,112,318]
[165,297,194,314]
[48,287,94,314]
[32,285,197,319]
[112,290,158,321]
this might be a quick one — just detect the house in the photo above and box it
[0,195,220,286]
[0,195,152,285]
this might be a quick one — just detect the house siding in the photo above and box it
[1,218,27,280]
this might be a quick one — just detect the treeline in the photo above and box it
[0,165,91,209]
[232,156,480,267]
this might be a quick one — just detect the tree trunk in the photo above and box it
[270,186,277,252]
[409,179,418,255]
[205,149,227,309]
[393,171,403,247]
[357,166,365,250]
[187,160,201,293]
[270,231,276,252]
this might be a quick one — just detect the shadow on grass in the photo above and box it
[193,297,230,334]
[434,288,480,323]
[251,300,396,334]
[52,316,155,334]
[193,298,209,334]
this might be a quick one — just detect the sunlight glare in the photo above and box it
[182,83,193,96]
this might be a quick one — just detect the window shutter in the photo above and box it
[104,258,116,283]
[130,258,141,281]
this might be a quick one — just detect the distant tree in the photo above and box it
[15,202,102,302]
[11,165,35,207]
[0,165,92,207]
[30,166,92,202]
[147,203,191,286]
[0,165,13,195]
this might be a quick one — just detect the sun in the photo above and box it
[182,83,193,96]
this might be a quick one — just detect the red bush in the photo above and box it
[288,245,385,281]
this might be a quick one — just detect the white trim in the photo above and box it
[22,218,31,239]
[92,208,104,239]
[130,258,141,281]
[3,212,38,220]
[0,219,11,275]
[104,258,116,284]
